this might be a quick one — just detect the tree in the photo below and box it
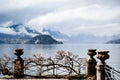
[0,50,87,78]
[0,54,12,76]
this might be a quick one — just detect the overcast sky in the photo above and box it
[0,0,120,37]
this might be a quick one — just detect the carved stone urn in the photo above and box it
[87,49,97,61]
[14,48,24,58]
[96,51,110,80]
[96,51,109,64]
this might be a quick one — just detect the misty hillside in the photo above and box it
[0,23,120,44]
[26,34,63,44]
[107,39,120,44]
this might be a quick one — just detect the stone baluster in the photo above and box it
[96,51,109,80]
[87,49,97,79]
[14,48,24,78]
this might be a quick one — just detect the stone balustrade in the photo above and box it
[11,48,110,80]
[87,49,110,80]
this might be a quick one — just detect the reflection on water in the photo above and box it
[0,43,120,68]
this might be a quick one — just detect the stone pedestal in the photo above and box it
[96,51,109,80]
[87,49,97,79]
[14,49,24,78]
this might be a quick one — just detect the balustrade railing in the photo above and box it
[0,49,87,79]
[0,48,120,80]
[105,65,120,80]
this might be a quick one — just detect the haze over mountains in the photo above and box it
[0,0,119,44]
[0,24,64,44]
[0,23,119,44]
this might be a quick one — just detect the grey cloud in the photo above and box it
[0,0,119,23]
[0,0,120,36]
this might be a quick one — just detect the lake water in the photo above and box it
[0,43,120,69]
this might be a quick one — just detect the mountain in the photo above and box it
[107,39,120,44]
[42,28,116,43]
[43,28,68,39]
[26,34,63,44]
[0,23,119,44]
[8,24,40,36]
[0,24,65,44]
[0,24,41,44]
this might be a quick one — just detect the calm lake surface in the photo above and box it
[0,43,120,68]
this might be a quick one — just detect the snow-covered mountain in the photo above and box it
[0,24,40,36]
[0,23,119,44]
[0,24,66,44]
[0,24,40,43]
[42,28,69,42]
[42,28,68,39]
[8,24,40,37]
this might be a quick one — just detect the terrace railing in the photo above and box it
[105,65,120,80]
[0,49,87,79]
[0,48,120,80]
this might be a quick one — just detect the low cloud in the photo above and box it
[0,27,16,35]
[0,21,13,27]
[0,0,120,37]
[27,5,120,36]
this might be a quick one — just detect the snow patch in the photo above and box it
[35,39,39,44]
